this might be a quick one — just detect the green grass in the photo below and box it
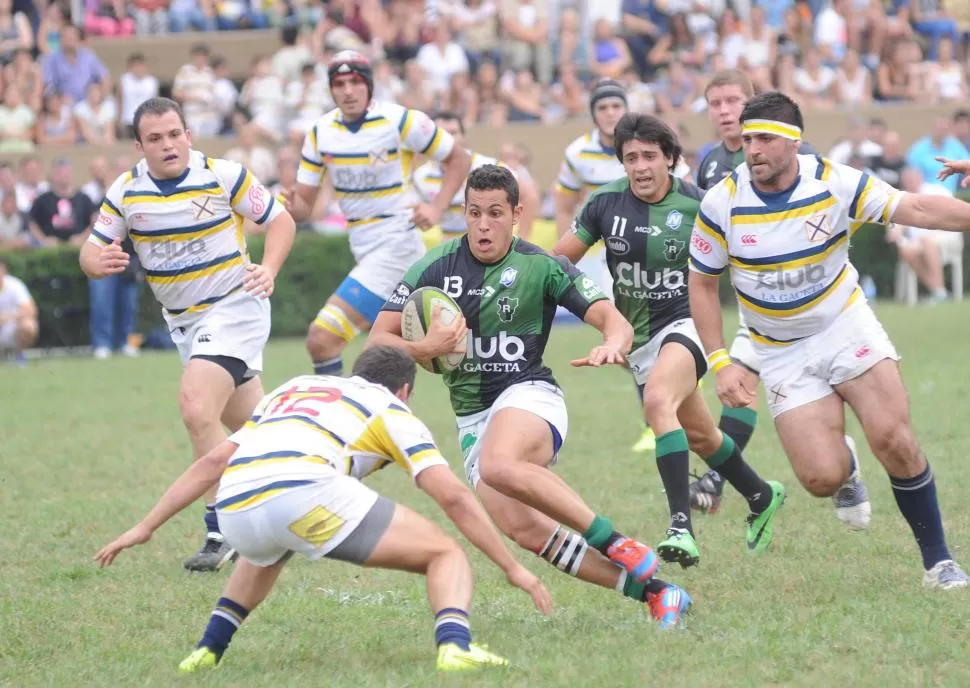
[1,303,968,687]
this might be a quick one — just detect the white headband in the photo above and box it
[741,119,803,141]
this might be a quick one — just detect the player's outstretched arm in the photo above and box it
[416,465,553,615]
[93,440,238,567]
[572,300,633,367]
[893,190,970,231]
[549,231,591,265]
[935,156,970,188]
[368,307,467,364]
[554,188,581,239]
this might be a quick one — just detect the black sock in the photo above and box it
[656,429,692,534]
[204,506,221,536]
[704,433,772,513]
[890,464,952,570]
[718,406,758,452]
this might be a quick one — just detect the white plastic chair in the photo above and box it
[894,233,964,305]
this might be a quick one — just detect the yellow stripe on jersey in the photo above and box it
[578,150,614,160]
[556,181,581,194]
[729,192,836,225]
[736,264,850,317]
[814,156,833,181]
[331,116,387,132]
[348,414,407,466]
[422,127,445,156]
[333,182,403,198]
[725,171,738,198]
[748,327,807,347]
[729,230,847,272]
[222,451,329,477]
[122,184,223,206]
[144,251,244,285]
[230,170,253,206]
[882,191,900,223]
[322,150,401,166]
[300,155,323,174]
[216,479,317,512]
[130,214,234,243]
[101,197,122,217]
[399,109,416,139]
[346,214,395,228]
[695,209,727,249]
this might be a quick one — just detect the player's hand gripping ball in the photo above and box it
[401,286,467,374]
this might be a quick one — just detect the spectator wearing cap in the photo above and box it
[41,24,110,105]
[907,114,970,194]
[28,158,96,248]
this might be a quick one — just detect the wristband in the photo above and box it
[707,348,731,373]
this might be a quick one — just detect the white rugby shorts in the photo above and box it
[627,317,707,386]
[457,381,568,487]
[349,230,426,302]
[757,301,899,418]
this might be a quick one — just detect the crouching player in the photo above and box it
[95,345,553,672]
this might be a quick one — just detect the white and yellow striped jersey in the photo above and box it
[556,130,623,196]
[89,150,282,322]
[297,101,455,256]
[689,155,904,346]
[411,151,503,236]
[215,375,449,513]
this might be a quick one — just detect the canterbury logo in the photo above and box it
[741,234,758,245]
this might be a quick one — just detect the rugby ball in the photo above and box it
[401,286,466,374]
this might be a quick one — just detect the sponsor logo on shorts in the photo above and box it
[741,234,758,245]
[691,234,712,254]
[855,345,870,359]
[197,333,211,343]
[387,283,411,306]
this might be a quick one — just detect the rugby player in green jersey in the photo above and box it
[369,164,692,627]
[552,113,785,567]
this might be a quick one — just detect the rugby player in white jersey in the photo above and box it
[95,345,552,672]
[80,97,297,572]
[688,91,969,589]
[411,110,539,242]
[688,70,872,534]
[284,51,471,377]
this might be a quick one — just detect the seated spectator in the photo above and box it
[397,59,436,112]
[834,48,873,106]
[887,167,960,303]
[224,122,277,186]
[14,156,49,214]
[468,60,505,126]
[547,61,588,122]
[717,8,747,68]
[814,0,848,64]
[315,8,367,56]
[172,44,219,137]
[119,53,159,139]
[953,109,970,149]
[829,115,883,165]
[621,0,667,78]
[28,158,96,247]
[132,0,168,35]
[37,2,67,55]
[0,191,29,249]
[0,0,33,64]
[907,114,970,194]
[0,83,35,153]
[34,90,77,146]
[846,0,887,68]
[273,25,312,84]
[285,62,331,145]
[239,55,285,144]
[590,18,633,80]
[757,0,795,31]
[4,48,42,113]
[371,58,403,104]
[926,37,966,102]
[42,24,110,105]
[81,156,111,204]
[214,0,269,30]
[210,56,238,134]
[442,71,477,124]
[84,0,135,36]
[742,6,777,71]
[499,0,553,85]
[0,257,38,364]
[648,12,708,72]
[73,80,118,145]
[447,0,501,74]
[869,130,907,187]
[619,66,657,114]
[876,37,920,101]
[416,19,470,96]
[907,0,959,60]
[0,162,15,199]
[793,47,837,109]
[168,0,216,32]
[654,60,698,115]
[500,68,544,122]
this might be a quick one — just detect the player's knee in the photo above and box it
[477,454,518,495]
[307,305,361,360]
[685,424,720,458]
[870,423,920,471]
[179,388,221,435]
[801,471,843,498]
[306,321,345,360]
[505,516,555,553]
[17,317,38,347]
[642,387,677,428]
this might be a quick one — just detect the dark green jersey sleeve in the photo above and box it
[571,191,605,246]
[545,254,608,319]
[381,240,452,312]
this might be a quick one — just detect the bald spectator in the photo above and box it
[869,131,908,188]
[0,257,38,365]
[41,25,109,105]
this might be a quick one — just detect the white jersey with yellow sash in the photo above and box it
[556,129,623,197]
[297,101,456,258]
[412,151,509,236]
[690,126,902,348]
[215,375,449,514]
[89,149,281,326]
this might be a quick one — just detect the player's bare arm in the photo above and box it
[554,188,582,238]
[414,146,472,230]
[94,440,240,567]
[369,307,467,365]
[286,182,320,223]
[79,239,130,279]
[416,464,553,614]
[935,156,970,188]
[893,191,970,230]
[572,300,633,368]
[549,231,591,265]
[515,174,539,240]
[245,208,297,299]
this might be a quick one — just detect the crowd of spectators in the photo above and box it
[1,0,970,359]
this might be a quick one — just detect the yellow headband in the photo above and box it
[741,119,802,141]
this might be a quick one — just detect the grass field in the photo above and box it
[2,303,969,687]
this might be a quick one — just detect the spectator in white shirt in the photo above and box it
[210,56,238,135]
[224,122,276,186]
[416,19,470,95]
[372,59,403,103]
[828,115,883,165]
[14,156,49,215]
[239,55,285,144]
[172,43,218,137]
[272,25,311,84]
[285,63,332,145]
[119,53,159,138]
[793,47,837,109]
[0,257,38,363]
[74,80,118,145]
[814,0,848,65]
[81,156,111,205]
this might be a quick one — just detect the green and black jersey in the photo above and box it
[572,175,702,350]
[383,235,607,416]
[697,139,817,190]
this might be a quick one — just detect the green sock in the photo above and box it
[622,573,646,601]
[582,515,621,556]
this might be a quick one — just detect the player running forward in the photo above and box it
[80,97,297,572]
[412,110,539,242]
[369,165,692,627]
[689,70,871,532]
[284,51,471,377]
[552,114,784,567]
[95,345,553,672]
[688,91,969,590]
